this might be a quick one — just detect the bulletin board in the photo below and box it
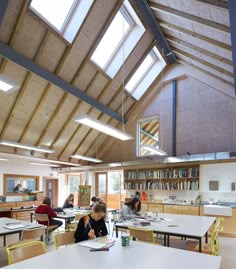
[78,185,91,207]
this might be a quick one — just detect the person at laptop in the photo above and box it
[74,202,108,242]
[120,197,141,221]
[36,197,63,228]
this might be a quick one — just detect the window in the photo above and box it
[90,0,145,78]
[136,117,166,157]
[29,0,93,43]
[126,46,166,100]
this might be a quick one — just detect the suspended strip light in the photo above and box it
[0,140,54,153]
[75,115,133,141]
[28,162,60,167]
[71,154,103,163]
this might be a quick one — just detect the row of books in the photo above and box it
[124,180,199,190]
[124,167,199,180]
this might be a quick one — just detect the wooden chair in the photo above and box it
[67,213,88,230]
[6,241,46,265]
[35,214,58,242]
[54,230,75,250]
[129,227,155,244]
[185,226,223,255]
[8,227,46,247]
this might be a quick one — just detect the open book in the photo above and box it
[78,237,116,249]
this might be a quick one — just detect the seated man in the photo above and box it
[35,197,63,228]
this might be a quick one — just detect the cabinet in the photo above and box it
[148,203,164,213]
[200,207,236,237]
[164,204,200,215]
[124,166,199,191]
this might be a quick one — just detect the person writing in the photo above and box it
[35,197,63,228]
[120,197,141,220]
[13,184,22,193]
[63,194,74,209]
[74,202,108,242]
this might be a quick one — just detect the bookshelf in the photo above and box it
[124,166,199,191]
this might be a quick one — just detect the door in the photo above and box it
[44,177,58,208]
[95,171,125,209]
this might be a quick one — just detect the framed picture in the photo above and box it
[78,185,91,207]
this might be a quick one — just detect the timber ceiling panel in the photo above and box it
[0,0,234,167]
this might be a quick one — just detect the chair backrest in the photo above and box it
[7,241,46,264]
[209,226,223,255]
[35,213,49,225]
[21,227,46,241]
[214,217,224,229]
[129,227,154,243]
[54,230,75,250]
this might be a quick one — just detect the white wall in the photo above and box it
[0,158,52,195]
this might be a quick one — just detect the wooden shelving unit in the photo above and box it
[124,166,199,191]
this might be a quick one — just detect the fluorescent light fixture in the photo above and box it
[75,115,133,141]
[0,75,20,93]
[71,154,103,163]
[37,159,81,166]
[29,162,60,167]
[142,144,167,156]
[0,140,55,153]
[0,157,9,161]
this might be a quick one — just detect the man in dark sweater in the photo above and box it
[74,202,108,242]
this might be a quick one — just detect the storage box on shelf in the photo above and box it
[124,166,199,191]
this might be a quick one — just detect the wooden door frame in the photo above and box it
[95,172,108,203]
[43,177,59,207]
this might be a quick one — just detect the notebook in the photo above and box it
[4,224,26,230]
[78,240,107,249]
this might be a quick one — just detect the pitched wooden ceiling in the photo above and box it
[0,0,233,167]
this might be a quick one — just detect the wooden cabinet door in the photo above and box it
[180,206,200,216]
[148,203,164,213]
[164,205,179,214]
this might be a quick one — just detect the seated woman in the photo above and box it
[120,197,141,221]
[63,194,74,209]
[74,202,108,242]
[35,197,63,228]
[90,196,98,208]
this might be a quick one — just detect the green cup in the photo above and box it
[121,235,130,247]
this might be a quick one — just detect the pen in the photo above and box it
[168,225,178,227]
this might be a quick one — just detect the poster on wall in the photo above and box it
[78,185,91,207]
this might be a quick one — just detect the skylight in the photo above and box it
[91,9,132,69]
[0,75,19,93]
[90,0,145,78]
[29,0,93,43]
[125,46,166,100]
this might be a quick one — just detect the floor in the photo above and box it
[0,232,235,268]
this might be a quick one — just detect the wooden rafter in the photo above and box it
[159,21,231,52]
[149,1,230,33]
[173,47,233,78]
[195,0,228,9]
[166,35,232,66]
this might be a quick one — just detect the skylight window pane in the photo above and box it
[91,10,131,69]
[125,53,154,93]
[30,0,75,31]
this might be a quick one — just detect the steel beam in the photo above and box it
[0,0,8,27]
[140,128,159,142]
[0,41,126,122]
[172,80,176,156]
[228,0,236,93]
[133,0,176,64]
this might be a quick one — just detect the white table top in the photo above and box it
[116,213,216,238]
[1,239,221,269]
[0,217,43,235]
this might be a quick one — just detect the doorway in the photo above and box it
[95,171,125,209]
[44,177,58,208]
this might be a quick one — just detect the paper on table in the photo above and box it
[78,240,107,249]
[160,217,174,221]
[4,224,26,230]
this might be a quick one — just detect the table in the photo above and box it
[115,213,216,252]
[0,217,43,246]
[1,238,221,269]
